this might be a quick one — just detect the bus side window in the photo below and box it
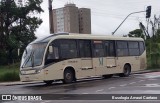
[53,47,59,59]
[128,41,140,56]
[116,41,128,56]
[93,41,105,57]
[109,41,116,56]
[139,41,145,55]
[104,41,109,56]
[45,41,59,65]
[59,39,78,59]
[104,41,115,57]
[79,40,92,57]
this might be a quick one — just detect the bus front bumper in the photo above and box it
[20,70,44,82]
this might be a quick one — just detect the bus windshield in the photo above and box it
[21,43,47,68]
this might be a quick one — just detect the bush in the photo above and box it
[0,71,20,82]
[0,63,20,82]
[0,50,8,65]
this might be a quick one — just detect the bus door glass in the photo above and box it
[92,40,106,76]
[79,40,94,77]
[104,41,116,68]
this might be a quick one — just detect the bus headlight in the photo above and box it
[20,70,38,75]
[36,69,41,73]
[20,71,26,75]
[20,67,43,75]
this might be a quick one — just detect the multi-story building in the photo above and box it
[53,7,65,33]
[79,8,91,34]
[52,3,91,34]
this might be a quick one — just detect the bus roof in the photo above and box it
[32,33,144,44]
[52,33,144,41]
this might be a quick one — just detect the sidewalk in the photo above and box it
[0,69,160,86]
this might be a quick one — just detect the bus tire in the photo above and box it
[63,69,74,84]
[119,64,131,77]
[44,80,53,85]
[102,74,113,79]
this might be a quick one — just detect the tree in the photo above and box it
[0,0,44,64]
[128,14,160,68]
[128,29,145,39]
[128,27,160,68]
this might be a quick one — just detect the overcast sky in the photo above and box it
[35,0,160,38]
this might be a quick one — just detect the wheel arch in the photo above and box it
[124,63,131,71]
[63,66,76,80]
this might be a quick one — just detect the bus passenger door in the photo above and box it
[92,41,106,76]
[104,41,116,68]
[79,40,94,78]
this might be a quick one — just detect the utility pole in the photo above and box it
[112,11,145,35]
[48,0,54,34]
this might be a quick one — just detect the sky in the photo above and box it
[35,0,160,38]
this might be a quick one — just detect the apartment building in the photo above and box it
[79,8,91,34]
[52,3,91,34]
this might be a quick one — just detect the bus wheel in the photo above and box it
[44,80,53,85]
[63,69,74,84]
[102,74,113,79]
[119,64,131,77]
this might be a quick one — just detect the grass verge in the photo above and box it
[0,63,20,82]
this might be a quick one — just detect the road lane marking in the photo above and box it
[108,87,115,89]
[62,81,88,87]
[148,79,157,80]
[41,101,51,103]
[129,82,136,84]
[120,84,127,87]
[145,84,160,87]
[138,80,145,82]
[96,89,104,92]
[59,97,70,100]
[99,92,107,94]
[82,92,89,94]
[145,75,160,78]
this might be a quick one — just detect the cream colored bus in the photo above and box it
[20,33,146,84]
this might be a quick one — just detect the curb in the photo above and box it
[0,81,42,86]
[132,69,160,74]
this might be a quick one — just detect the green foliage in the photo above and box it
[128,28,160,68]
[0,0,44,65]
[0,63,20,81]
[128,29,145,39]
[0,50,7,65]
[0,71,20,81]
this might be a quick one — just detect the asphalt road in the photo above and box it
[1,72,160,103]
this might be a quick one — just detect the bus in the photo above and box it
[20,33,146,84]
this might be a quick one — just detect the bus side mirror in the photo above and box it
[49,46,53,53]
